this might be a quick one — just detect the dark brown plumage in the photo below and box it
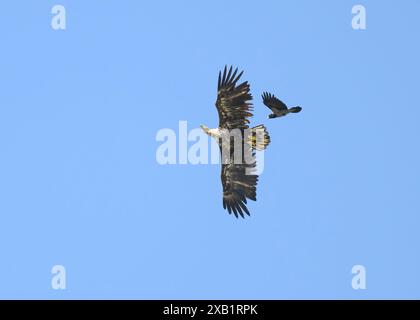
[262,92,302,119]
[213,66,269,218]
[216,66,252,130]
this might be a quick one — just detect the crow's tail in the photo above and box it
[289,106,302,113]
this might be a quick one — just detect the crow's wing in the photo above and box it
[262,92,288,112]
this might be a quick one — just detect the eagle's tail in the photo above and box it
[248,124,270,151]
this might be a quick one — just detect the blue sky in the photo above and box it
[0,0,419,299]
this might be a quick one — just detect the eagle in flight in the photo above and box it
[200,66,300,218]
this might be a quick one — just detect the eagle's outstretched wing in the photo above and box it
[215,66,258,218]
[262,92,287,112]
[215,66,253,130]
[221,147,258,218]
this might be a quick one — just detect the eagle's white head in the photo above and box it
[200,125,221,139]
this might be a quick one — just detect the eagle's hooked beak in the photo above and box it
[200,125,210,135]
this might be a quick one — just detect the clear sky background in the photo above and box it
[0,0,419,299]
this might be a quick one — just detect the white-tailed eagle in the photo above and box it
[200,66,270,218]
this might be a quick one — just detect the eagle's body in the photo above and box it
[201,66,270,218]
